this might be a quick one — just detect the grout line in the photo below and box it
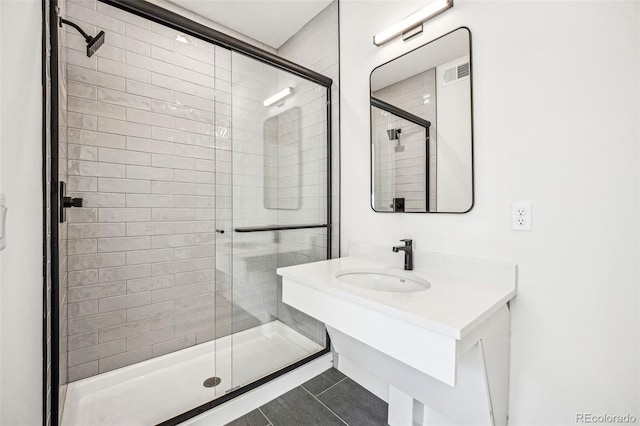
[258,407,273,426]
[315,377,347,398]
[301,386,349,426]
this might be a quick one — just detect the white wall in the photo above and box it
[0,0,44,425]
[340,1,639,424]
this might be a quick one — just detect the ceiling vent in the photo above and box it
[443,62,470,86]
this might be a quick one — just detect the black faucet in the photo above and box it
[392,239,413,271]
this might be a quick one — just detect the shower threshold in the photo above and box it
[61,320,323,426]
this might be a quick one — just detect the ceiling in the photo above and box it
[166,0,333,49]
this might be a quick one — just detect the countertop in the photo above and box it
[277,254,517,339]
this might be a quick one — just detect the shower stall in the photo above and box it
[47,0,338,424]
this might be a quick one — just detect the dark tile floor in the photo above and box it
[227,368,388,426]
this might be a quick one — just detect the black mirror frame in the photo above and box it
[369,26,475,214]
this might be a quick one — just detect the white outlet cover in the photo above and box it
[511,202,531,231]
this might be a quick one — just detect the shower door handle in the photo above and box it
[59,182,84,223]
[63,197,83,208]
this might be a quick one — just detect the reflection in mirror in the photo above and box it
[264,107,302,210]
[370,27,473,213]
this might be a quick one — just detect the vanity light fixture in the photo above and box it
[263,87,293,107]
[373,0,453,46]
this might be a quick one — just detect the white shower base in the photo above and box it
[61,320,323,426]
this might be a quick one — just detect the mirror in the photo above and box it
[370,27,473,213]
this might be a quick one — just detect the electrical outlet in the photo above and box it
[512,202,532,231]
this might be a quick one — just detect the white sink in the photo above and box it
[278,243,517,426]
[335,268,430,293]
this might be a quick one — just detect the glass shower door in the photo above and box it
[56,0,336,423]
[63,11,231,416]
[228,51,329,391]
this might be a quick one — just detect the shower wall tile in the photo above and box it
[66,1,126,34]
[99,292,152,313]
[67,0,96,11]
[68,281,126,302]
[98,319,152,342]
[126,194,174,207]
[125,222,174,236]
[99,208,151,222]
[271,1,338,344]
[68,339,125,367]
[98,57,152,83]
[126,80,174,102]
[69,160,126,178]
[68,270,99,287]
[69,128,126,149]
[127,136,175,154]
[152,335,195,357]
[126,326,174,350]
[127,108,173,128]
[127,301,174,322]
[153,126,196,144]
[68,96,126,120]
[99,177,151,193]
[126,248,174,265]
[61,0,334,383]
[102,31,151,56]
[68,300,99,319]
[99,264,151,282]
[97,87,152,110]
[69,192,127,208]
[67,252,125,271]
[99,347,153,373]
[127,275,174,293]
[126,51,174,76]
[98,117,152,138]
[152,154,195,170]
[68,239,98,255]
[68,311,126,334]
[126,164,175,181]
[125,23,174,50]
[68,331,99,351]
[68,361,99,382]
[67,208,98,223]
[68,64,126,91]
[69,113,98,131]
[152,73,196,95]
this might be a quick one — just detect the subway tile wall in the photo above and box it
[372,69,437,212]
[227,51,329,339]
[58,0,336,384]
[62,0,230,381]
[228,52,279,333]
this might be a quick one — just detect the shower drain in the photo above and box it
[203,377,222,388]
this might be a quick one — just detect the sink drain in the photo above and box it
[203,377,221,388]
